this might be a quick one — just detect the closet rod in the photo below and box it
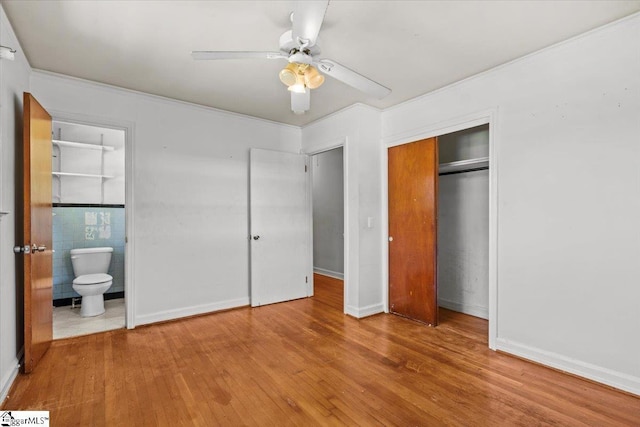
[439,157,489,176]
[439,166,488,176]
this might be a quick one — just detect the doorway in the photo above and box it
[387,123,490,332]
[50,120,126,338]
[310,147,345,308]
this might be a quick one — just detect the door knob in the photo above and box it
[253,235,260,240]
[14,245,30,254]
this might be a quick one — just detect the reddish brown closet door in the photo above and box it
[388,137,438,326]
[21,93,53,373]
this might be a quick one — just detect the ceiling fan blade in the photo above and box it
[314,59,391,99]
[292,0,329,47]
[291,90,310,115]
[191,51,287,60]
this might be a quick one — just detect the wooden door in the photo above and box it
[388,137,438,325]
[249,148,311,306]
[21,93,53,373]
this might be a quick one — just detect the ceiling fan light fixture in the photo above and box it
[279,63,298,87]
[288,82,307,94]
[286,66,307,93]
[304,65,324,89]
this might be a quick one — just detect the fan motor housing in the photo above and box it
[279,30,321,56]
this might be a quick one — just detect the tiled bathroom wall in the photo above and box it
[52,206,125,301]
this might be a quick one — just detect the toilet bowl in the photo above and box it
[70,247,114,317]
[72,274,113,317]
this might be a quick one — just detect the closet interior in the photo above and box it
[437,124,489,320]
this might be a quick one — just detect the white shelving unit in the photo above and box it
[52,172,114,179]
[52,137,115,203]
[53,139,115,152]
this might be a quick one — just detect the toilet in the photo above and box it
[70,247,114,317]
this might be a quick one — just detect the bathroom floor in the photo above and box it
[53,298,125,339]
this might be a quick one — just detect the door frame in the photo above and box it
[47,109,136,329]
[382,109,498,349]
[305,138,349,314]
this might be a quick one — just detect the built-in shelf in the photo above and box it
[439,157,489,175]
[52,139,115,151]
[52,172,114,179]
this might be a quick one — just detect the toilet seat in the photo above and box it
[73,273,112,285]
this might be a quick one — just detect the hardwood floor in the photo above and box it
[3,273,639,426]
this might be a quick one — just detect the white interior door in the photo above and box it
[250,148,311,307]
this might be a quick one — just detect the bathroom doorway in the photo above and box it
[51,120,126,339]
[311,147,345,308]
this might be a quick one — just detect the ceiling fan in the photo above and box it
[191,0,391,114]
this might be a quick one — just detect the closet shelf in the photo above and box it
[439,157,489,174]
[52,172,115,179]
[52,139,115,151]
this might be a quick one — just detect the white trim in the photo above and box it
[135,297,250,326]
[304,137,347,155]
[345,303,384,319]
[383,111,492,147]
[31,69,300,130]
[306,154,313,298]
[497,338,640,397]
[438,299,488,320]
[0,360,19,403]
[313,267,344,280]
[381,137,389,314]
[381,108,498,350]
[487,109,499,350]
[47,110,137,329]
[303,137,349,315]
[0,348,22,403]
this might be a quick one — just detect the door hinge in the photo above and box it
[305,165,308,172]
[305,276,308,283]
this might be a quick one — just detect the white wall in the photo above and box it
[438,126,489,319]
[312,147,344,277]
[0,4,31,401]
[302,105,384,317]
[383,15,640,394]
[30,71,301,326]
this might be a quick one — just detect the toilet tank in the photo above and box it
[70,247,113,276]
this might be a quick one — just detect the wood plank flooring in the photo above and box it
[3,273,639,426]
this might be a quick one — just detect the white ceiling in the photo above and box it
[3,1,640,126]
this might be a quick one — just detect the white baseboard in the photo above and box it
[1,349,23,403]
[497,338,640,396]
[313,267,344,280]
[135,297,250,326]
[345,303,384,318]
[438,298,488,320]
